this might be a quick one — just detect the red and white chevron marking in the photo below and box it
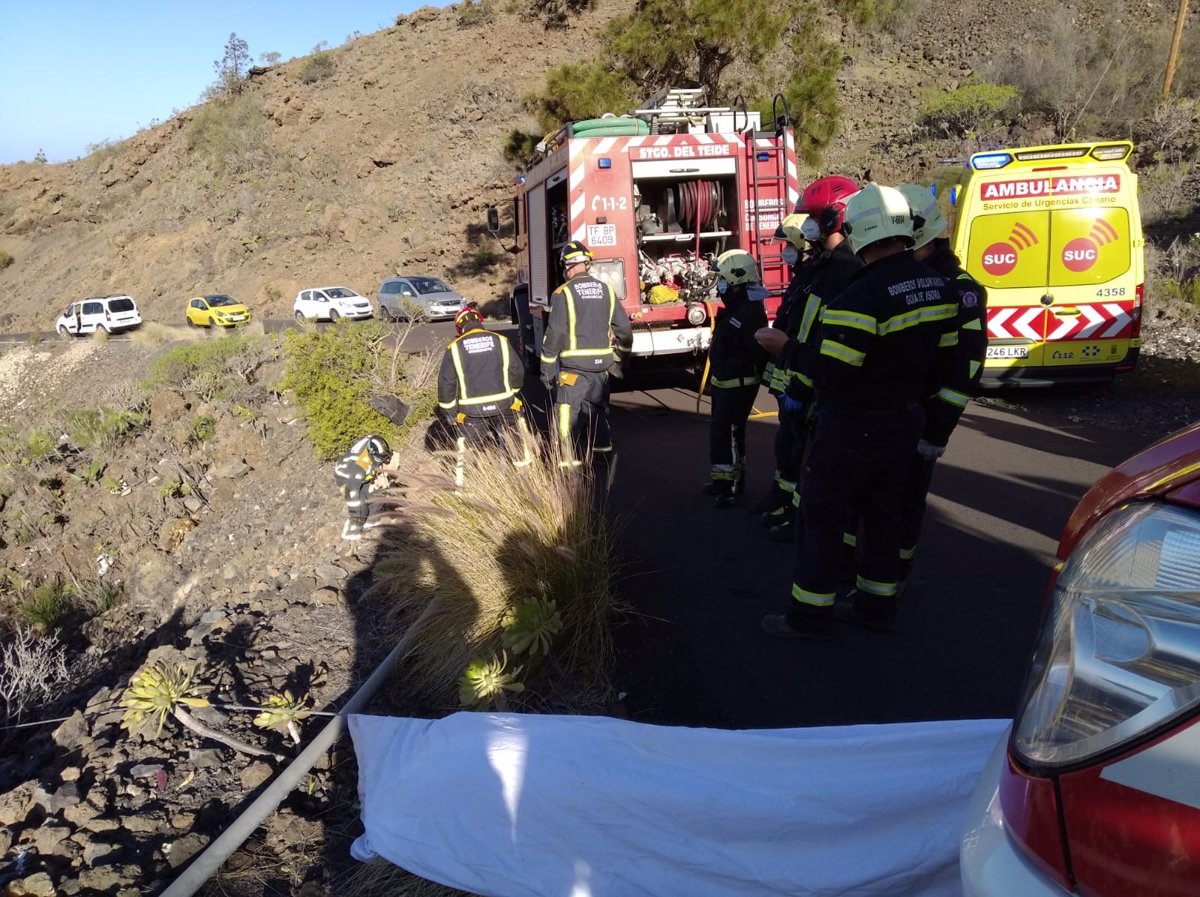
[987,302,1135,341]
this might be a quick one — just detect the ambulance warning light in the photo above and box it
[971,152,1012,171]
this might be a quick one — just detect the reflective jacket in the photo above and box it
[437,327,524,418]
[540,274,634,373]
[797,252,959,413]
[334,436,378,488]
[921,240,989,446]
[775,242,864,401]
[709,284,769,387]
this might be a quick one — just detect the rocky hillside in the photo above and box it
[0,0,1194,336]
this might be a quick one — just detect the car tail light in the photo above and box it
[1131,284,1143,337]
[1013,501,1200,771]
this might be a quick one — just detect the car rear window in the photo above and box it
[108,298,136,312]
[411,278,451,295]
[380,281,404,295]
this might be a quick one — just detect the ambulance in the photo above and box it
[951,141,1144,386]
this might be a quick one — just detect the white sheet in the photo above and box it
[349,712,1008,897]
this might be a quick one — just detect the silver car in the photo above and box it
[377,276,465,322]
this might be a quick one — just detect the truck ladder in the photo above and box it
[745,128,791,296]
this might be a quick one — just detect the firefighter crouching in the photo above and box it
[438,306,530,480]
[540,240,634,467]
[334,434,397,541]
[893,183,988,578]
[755,183,959,639]
[703,249,769,508]
[758,176,864,540]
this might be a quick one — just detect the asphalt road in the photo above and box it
[600,369,1152,732]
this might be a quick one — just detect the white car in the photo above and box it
[56,295,142,336]
[293,286,374,323]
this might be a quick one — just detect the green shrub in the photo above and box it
[16,580,74,632]
[143,332,265,400]
[471,247,500,271]
[457,0,495,27]
[298,50,336,84]
[921,82,1019,137]
[535,62,640,132]
[0,249,13,271]
[189,414,217,444]
[279,322,431,460]
[184,92,273,176]
[503,128,542,163]
[77,578,123,615]
[528,0,594,28]
[62,407,149,451]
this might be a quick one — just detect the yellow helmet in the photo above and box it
[842,183,916,256]
[773,213,810,249]
[896,184,947,250]
[560,240,593,268]
[715,249,760,286]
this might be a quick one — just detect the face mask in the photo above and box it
[716,278,729,295]
[800,217,822,241]
[781,245,800,266]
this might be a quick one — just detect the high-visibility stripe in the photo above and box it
[540,353,558,365]
[823,309,877,334]
[842,532,856,547]
[820,339,865,367]
[938,331,960,348]
[450,340,469,398]
[797,294,822,342]
[937,386,970,408]
[962,318,983,331]
[561,347,612,357]
[969,360,981,378]
[878,303,958,334]
[557,403,571,440]
[794,370,813,388]
[710,375,760,388]
[855,575,898,597]
[899,547,915,560]
[791,583,835,608]
[566,287,578,353]
[437,399,457,410]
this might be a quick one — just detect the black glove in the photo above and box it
[610,359,625,380]
[540,369,556,391]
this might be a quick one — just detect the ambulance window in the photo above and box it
[589,258,626,301]
[965,211,1050,290]
[1047,206,1130,287]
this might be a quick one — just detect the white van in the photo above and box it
[56,295,143,336]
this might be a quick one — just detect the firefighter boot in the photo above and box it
[751,481,788,515]
[834,589,898,634]
[341,519,364,541]
[760,603,835,641]
[712,479,739,509]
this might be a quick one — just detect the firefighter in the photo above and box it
[753,213,811,517]
[758,175,864,540]
[893,183,988,576]
[703,249,770,508]
[540,240,634,467]
[437,306,529,482]
[755,183,959,639]
[333,434,395,541]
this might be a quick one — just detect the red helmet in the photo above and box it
[796,175,860,236]
[454,306,484,335]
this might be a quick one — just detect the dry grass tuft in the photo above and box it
[132,322,190,346]
[368,433,621,709]
[334,860,475,897]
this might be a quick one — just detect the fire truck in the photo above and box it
[503,89,801,372]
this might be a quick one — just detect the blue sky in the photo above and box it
[0,1,431,164]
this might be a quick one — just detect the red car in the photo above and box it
[961,420,1200,897]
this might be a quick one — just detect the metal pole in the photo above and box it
[1163,0,1191,96]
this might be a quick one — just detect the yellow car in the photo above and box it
[186,294,252,328]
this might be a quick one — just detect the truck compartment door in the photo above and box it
[528,183,548,306]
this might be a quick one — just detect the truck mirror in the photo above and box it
[486,206,500,236]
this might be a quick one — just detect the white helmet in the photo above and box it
[714,249,760,285]
[842,183,916,256]
[896,184,947,250]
